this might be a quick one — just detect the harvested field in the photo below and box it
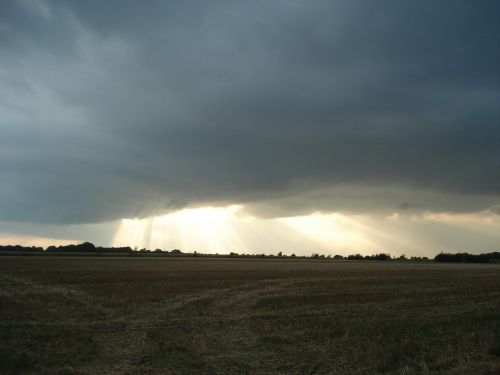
[0,256,499,374]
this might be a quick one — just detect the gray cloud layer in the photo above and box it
[1,0,499,223]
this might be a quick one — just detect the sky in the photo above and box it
[1,0,499,256]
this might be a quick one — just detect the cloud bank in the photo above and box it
[1,0,499,223]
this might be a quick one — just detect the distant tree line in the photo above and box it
[434,252,500,263]
[46,242,133,253]
[0,242,183,255]
[0,245,43,252]
[1,243,499,263]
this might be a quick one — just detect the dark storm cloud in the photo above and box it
[1,0,499,223]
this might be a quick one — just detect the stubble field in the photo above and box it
[0,256,499,374]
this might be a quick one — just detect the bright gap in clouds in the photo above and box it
[112,205,369,254]
[111,205,394,255]
[113,205,247,252]
[111,205,500,256]
[2,207,498,256]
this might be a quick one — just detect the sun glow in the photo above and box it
[112,206,379,255]
[111,206,500,256]
[279,213,379,251]
[112,205,246,251]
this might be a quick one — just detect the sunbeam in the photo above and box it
[112,205,246,252]
[112,207,386,255]
[111,206,500,256]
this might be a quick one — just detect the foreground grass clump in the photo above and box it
[0,257,499,374]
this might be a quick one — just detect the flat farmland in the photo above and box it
[0,256,499,374]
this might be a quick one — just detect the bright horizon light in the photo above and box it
[111,206,413,255]
[112,205,246,252]
[110,206,500,257]
[1,206,499,257]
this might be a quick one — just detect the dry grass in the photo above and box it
[0,256,499,374]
